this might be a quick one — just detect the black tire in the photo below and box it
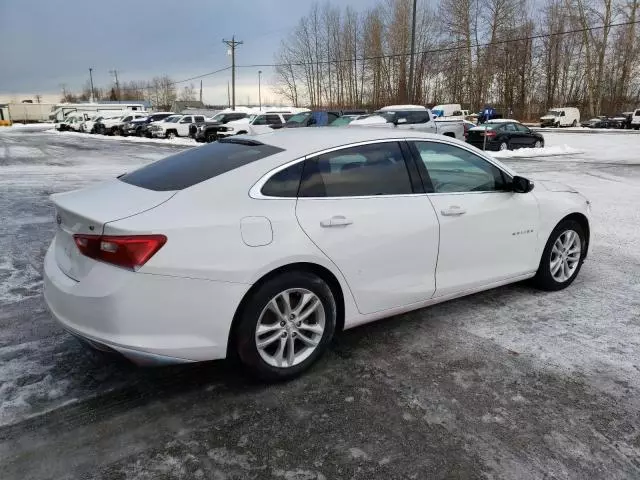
[533,219,586,291]
[499,141,509,151]
[206,132,217,143]
[571,120,577,127]
[234,271,337,381]
[166,130,177,139]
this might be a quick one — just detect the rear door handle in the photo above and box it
[441,206,466,216]
[320,215,353,227]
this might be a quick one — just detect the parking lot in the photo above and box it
[1,126,639,479]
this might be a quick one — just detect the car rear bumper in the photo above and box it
[43,239,250,365]
[466,140,500,151]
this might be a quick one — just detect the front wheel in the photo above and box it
[234,271,337,381]
[206,132,217,143]
[533,220,585,291]
[572,120,577,127]
[166,131,176,139]
[534,140,543,148]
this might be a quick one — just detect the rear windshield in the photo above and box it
[119,139,285,191]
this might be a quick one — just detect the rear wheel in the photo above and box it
[572,120,577,127]
[534,140,543,148]
[533,220,585,291]
[206,132,217,143]
[499,141,509,151]
[234,271,337,381]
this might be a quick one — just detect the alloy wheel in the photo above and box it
[499,142,508,151]
[534,140,542,148]
[255,288,326,368]
[550,229,581,282]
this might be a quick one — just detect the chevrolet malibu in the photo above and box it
[44,129,591,380]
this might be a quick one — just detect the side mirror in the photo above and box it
[512,175,534,193]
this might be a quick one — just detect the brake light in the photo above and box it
[73,234,167,270]
[484,130,497,138]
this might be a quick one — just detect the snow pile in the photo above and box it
[49,130,198,147]
[0,123,53,132]
[490,145,583,159]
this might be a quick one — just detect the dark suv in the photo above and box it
[191,112,249,142]
[122,112,175,137]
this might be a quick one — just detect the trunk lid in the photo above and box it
[52,179,175,281]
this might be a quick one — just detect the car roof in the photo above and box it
[377,105,426,112]
[237,127,455,158]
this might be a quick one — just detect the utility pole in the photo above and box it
[222,36,243,110]
[227,82,231,108]
[89,68,95,102]
[258,70,262,110]
[109,69,120,100]
[35,94,42,104]
[408,0,418,104]
[199,80,203,103]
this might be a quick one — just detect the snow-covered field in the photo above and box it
[0,127,639,479]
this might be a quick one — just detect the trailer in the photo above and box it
[48,101,150,122]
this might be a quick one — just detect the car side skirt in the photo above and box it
[343,271,537,330]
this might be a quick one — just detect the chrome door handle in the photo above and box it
[320,215,353,227]
[441,206,466,216]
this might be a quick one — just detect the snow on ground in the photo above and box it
[1,127,640,479]
[49,129,198,146]
[490,144,582,159]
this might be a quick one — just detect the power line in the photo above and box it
[115,66,231,93]
[234,19,640,69]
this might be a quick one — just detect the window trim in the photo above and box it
[406,138,515,196]
[250,139,423,200]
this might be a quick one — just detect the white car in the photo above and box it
[43,129,591,380]
[631,109,640,130]
[218,112,295,138]
[150,114,205,138]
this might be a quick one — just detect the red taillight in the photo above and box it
[73,234,167,270]
[484,130,497,138]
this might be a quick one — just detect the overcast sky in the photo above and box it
[0,0,379,105]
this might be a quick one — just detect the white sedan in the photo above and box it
[43,129,591,380]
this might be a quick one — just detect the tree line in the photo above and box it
[273,0,640,118]
[61,76,198,111]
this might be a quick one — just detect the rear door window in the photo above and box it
[298,142,413,197]
[266,115,282,125]
[261,162,304,197]
[120,140,285,191]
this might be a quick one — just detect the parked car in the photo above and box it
[217,112,295,138]
[431,104,462,118]
[191,111,250,142]
[43,128,591,380]
[581,117,611,129]
[621,112,634,129]
[349,105,465,139]
[631,109,640,130]
[95,115,125,135]
[329,114,370,126]
[540,107,580,127]
[150,114,206,138]
[606,114,627,129]
[121,112,175,137]
[466,120,544,151]
[281,111,342,128]
[89,114,121,134]
[56,112,88,131]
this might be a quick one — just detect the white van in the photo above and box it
[631,109,640,129]
[540,107,580,127]
[431,104,462,118]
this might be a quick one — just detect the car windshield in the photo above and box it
[285,112,312,125]
[211,113,226,121]
[330,116,353,126]
[546,110,561,116]
[373,111,395,122]
[165,116,181,123]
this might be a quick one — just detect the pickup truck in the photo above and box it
[150,114,206,138]
[217,112,295,138]
[190,111,249,142]
[348,105,465,139]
